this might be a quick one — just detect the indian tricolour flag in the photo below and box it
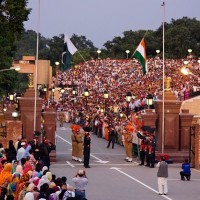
[133,38,147,75]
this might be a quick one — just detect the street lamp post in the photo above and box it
[60,87,65,106]
[103,90,108,114]
[72,87,76,110]
[188,49,192,59]
[12,110,19,120]
[9,93,14,101]
[84,88,89,111]
[156,49,160,58]
[126,92,132,118]
[181,61,199,79]
[55,61,60,71]
[0,66,20,72]
[43,86,47,100]
[181,60,190,75]
[97,50,101,59]
[125,50,130,59]
[146,94,153,109]
[52,86,55,102]
[120,112,124,118]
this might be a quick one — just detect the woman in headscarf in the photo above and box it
[46,171,52,182]
[14,173,30,200]
[22,157,33,175]
[7,140,17,163]
[14,164,23,176]
[38,182,49,199]
[0,163,12,188]
[11,160,18,174]
[7,173,21,197]
[23,183,35,200]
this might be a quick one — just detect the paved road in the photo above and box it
[50,122,200,200]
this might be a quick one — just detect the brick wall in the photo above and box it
[194,124,200,169]
[1,120,22,148]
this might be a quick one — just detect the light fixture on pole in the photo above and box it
[181,60,189,75]
[97,50,101,59]
[72,87,76,95]
[156,49,160,54]
[103,90,108,114]
[187,49,192,59]
[156,49,160,58]
[52,86,55,93]
[146,94,153,109]
[43,86,47,100]
[60,87,65,105]
[43,86,47,92]
[0,66,21,72]
[52,86,55,101]
[181,63,199,79]
[12,110,19,119]
[126,92,132,117]
[55,61,60,71]
[84,88,89,111]
[120,112,123,118]
[9,93,14,101]
[125,50,130,59]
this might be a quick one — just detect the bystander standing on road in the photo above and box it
[157,156,168,195]
[72,169,88,200]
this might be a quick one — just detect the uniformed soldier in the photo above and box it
[148,133,156,168]
[74,125,84,163]
[70,124,78,161]
[145,135,151,167]
[124,123,134,162]
[59,109,65,127]
[83,126,92,168]
[139,138,147,165]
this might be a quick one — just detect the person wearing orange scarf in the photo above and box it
[0,163,12,188]
[14,173,30,200]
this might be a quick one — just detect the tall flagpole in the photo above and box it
[34,0,40,131]
[161,1,165,154]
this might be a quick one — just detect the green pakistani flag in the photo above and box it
[61,34,78,71]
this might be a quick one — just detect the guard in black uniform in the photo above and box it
[148,129,156,168]
[83,127,92,168]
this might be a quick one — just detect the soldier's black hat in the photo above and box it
[83,126,92,132]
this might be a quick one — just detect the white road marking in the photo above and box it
[66,161,75,168]
[110,167,173,200]
[56,134,109,164]
[52,163,137,166]
[56,134,72,145]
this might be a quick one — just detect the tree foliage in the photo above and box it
[0,0,30,95]
[1,13,200,95]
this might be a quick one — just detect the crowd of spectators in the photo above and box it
[0,57,199,199]
[50,57,200,123]
[0,137,87,200]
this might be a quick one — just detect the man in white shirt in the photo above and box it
[16,142,26,162]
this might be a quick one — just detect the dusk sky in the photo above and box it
[24,0,200,48]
